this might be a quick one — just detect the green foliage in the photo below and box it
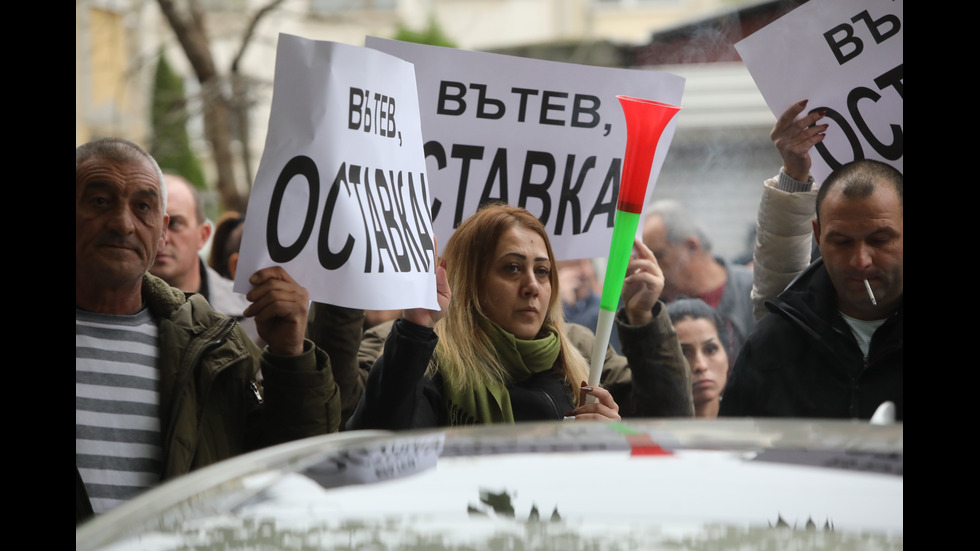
[150,50,207,192]
[392,16,456,48]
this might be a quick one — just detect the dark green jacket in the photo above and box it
[76,275,341,525]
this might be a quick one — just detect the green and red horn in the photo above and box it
[588,96,681,389]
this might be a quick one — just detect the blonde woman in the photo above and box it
[348,203,692,429]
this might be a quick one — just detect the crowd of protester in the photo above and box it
[76,99,902,523]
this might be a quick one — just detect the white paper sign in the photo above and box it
[235,34,438,310]
[366,37,685,261]
[735,0,903,182]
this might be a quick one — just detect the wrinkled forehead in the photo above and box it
[76,157,165,206]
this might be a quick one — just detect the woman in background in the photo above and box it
[208,211,245,279]
[667,298,730,418]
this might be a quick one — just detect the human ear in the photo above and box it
[158,214,170,251]
[199,221,213,249]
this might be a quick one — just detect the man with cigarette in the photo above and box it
[720,154,903,420]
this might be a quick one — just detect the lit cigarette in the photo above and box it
[863,279,877,306]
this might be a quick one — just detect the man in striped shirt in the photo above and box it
[76,138,341,523]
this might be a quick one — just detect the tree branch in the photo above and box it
[156,0,218,84]
[232,0,288,73]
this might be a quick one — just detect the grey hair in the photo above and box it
[644,199,712,252]
[76,138,167,212]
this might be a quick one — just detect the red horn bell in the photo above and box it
[616,96,682,214]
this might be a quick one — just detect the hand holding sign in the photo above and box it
[735,0,902,182]
[404,248,451,329]
[771,100,829,183]
[234,36,438,312]
[244,266,310,357]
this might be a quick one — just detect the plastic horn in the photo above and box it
[587,96,681,391]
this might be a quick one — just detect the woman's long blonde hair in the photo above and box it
[430,203,590,403]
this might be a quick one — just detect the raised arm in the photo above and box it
[347,256,452,430]
[751,100,825,319]
[243,266,341,439]
[615,239,694,417]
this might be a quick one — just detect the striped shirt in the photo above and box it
[76,307,163,514]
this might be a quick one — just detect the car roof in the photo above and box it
[77,418,903,550]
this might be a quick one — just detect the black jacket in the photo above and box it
[720,260,903,420]
[347,302,694,430]
[347,319,577,429]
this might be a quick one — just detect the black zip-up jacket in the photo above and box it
[347,302,694,430]
[720,259,903,420]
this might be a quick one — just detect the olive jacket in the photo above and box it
[76,274,341,524]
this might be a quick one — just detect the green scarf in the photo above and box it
[443,318,561,425]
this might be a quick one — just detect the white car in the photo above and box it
[77,418,902,550]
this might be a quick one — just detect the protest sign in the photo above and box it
[234,34,438,310]
[735,0,903,182]
[366,37,685,261]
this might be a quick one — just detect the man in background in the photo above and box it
[642,200,755,363]
[150,174,258,343]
